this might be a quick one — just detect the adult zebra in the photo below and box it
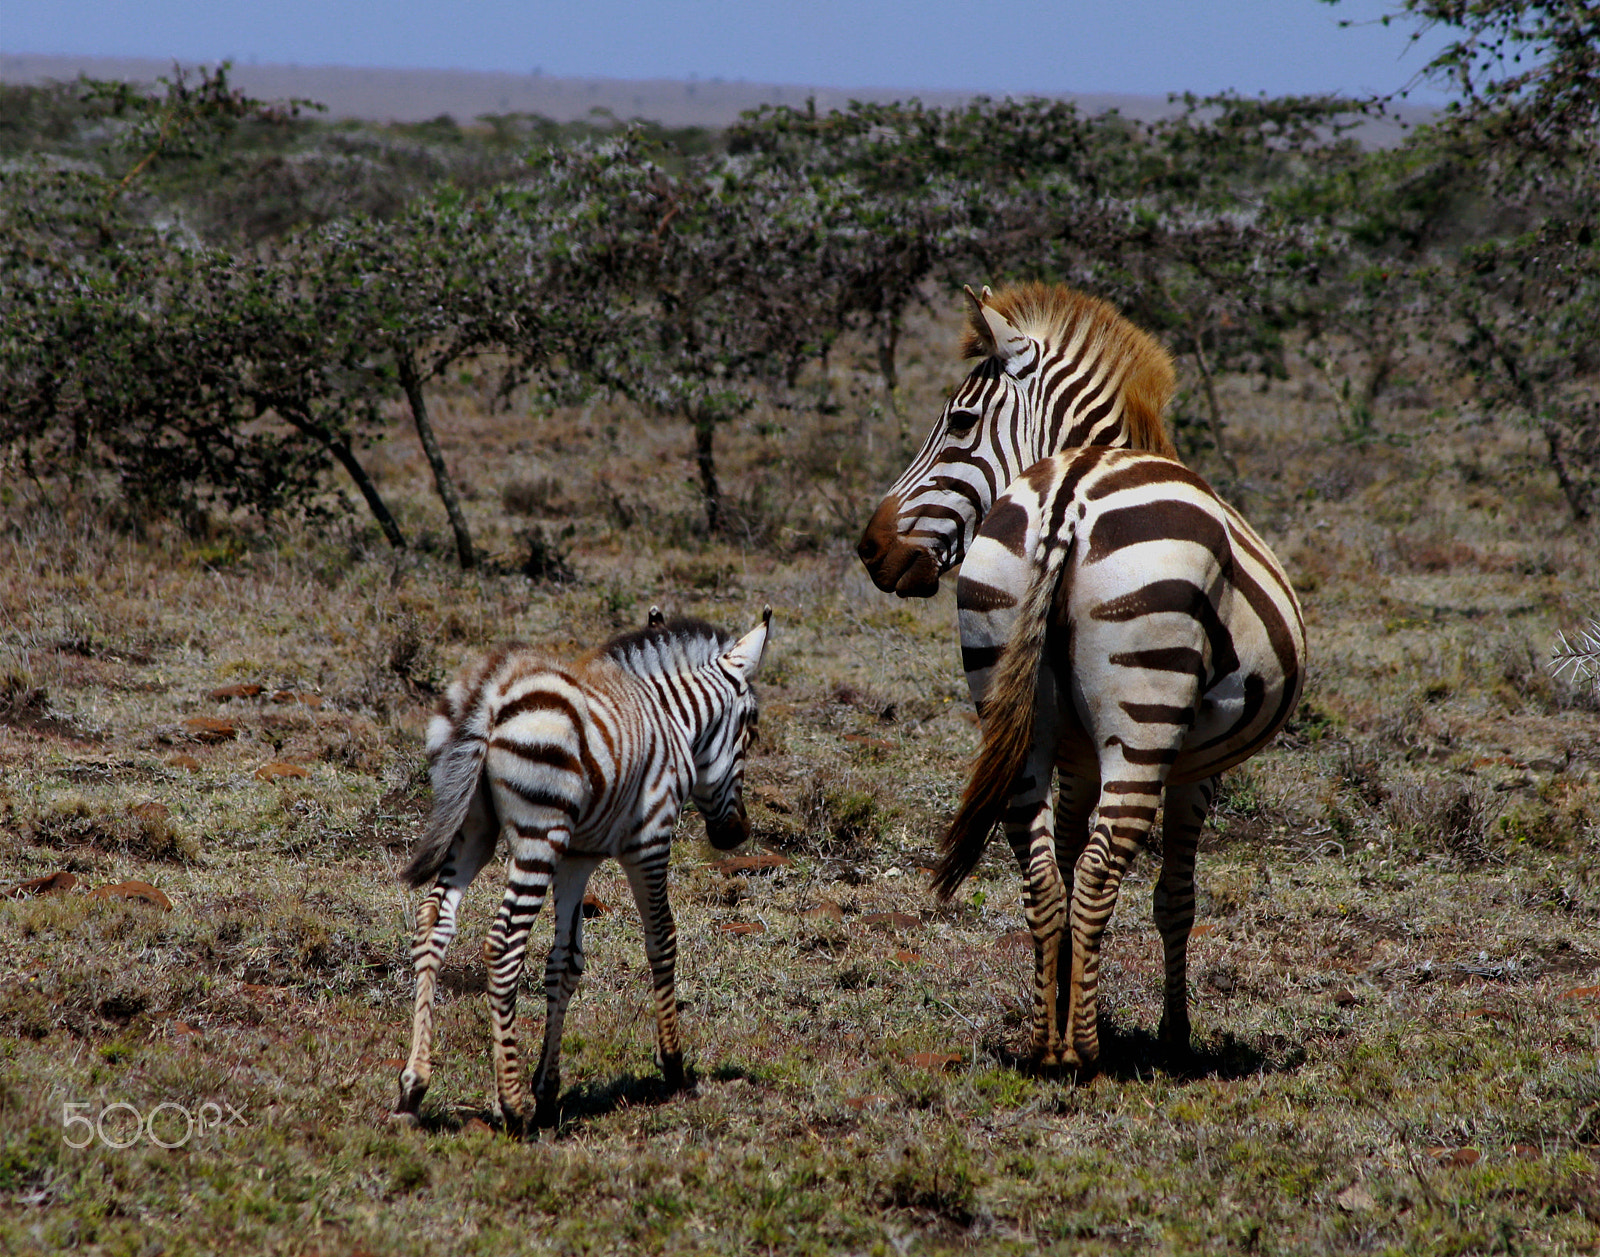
[395,609,770,1132]
[858,282,1304,1072]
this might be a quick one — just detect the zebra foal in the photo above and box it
[395,608,771,1131]
[859,282,1304,1072]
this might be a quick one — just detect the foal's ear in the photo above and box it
[724,606,772,679]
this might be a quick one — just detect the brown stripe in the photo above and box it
[957,579,1018,612]
[981,499,1031,556]
[497,686,580,725]
[962,643,1005,673]
[1119,701,1192,725]
[1085,500,1230,568]
[1116,744,1180,766]
[496,776,573,812]
[1099,808,1158,824]
[1110,646,1204,675]
[490,738,581,777]
[1084,458,1211,501]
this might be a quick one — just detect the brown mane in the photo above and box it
[961,281,1178,460]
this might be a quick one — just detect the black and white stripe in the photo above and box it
[394,608,771,1131]
[859,282,1304,1072]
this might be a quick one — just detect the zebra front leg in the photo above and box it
[397,816,498,1119]
[621,838,686,1092]
[484,824,566,1136]
[1153,776,1214,1063]
[529,857,600,1128]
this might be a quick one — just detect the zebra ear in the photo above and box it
[724,606,772,679]
[647,605,665,628]
[963,284,1033,376]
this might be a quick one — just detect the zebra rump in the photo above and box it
[931,497,1076,900]
[400,643,523,889]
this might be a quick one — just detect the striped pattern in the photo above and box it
[858,283,1304,1072]
[394,608,771,1132]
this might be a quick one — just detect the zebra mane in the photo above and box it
[599,617,732,679]
[962,281,1178,460]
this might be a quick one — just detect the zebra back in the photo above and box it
[401,612,770,887]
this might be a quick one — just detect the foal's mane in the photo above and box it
[962,281,1178,460]
[598,618,730,678]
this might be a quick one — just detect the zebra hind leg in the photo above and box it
[1049,773,1096,1058]
[396,820,498,1121]
[529,858,599,1129]
[483,824,567,1137]
[1062,776,1164,1073]
[1000,752,1068,1069]
[1153,776,1215,1066]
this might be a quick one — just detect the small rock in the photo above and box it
[6,870,79,898]
[994,930,1033,953]
[182,716,236,743]
[88,880,172,910]
[209,684,263,701]
[711,851,790,875]
[255,762,310,781]
[903,1050,962,1073]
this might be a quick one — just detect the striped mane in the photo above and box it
[961,281,1178,460]
[599,618,731,679]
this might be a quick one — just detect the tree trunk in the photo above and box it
[877,310,903,437]
[1542,421,1592,522]
[1190,326,1237,477]
[693,412,723,535]
[396,344,476,569]
[276,405,406,550]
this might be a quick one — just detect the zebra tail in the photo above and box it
[931,498,1075,901]
[399,712,491,889]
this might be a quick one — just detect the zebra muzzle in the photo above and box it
[704,805,750,851]
[857,511,943,598]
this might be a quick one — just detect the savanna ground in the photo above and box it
[2,297,1598,1255]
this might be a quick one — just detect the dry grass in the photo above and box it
[2,301,1598,1255]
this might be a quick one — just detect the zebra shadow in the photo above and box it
[542,1068,700,1131]
[398,1071,695,1139]
[985,1024,1306,1085]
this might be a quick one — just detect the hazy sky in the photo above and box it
[3,1,1453,101]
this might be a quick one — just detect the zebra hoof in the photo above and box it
[501,1108,529,1139]
[394,1071,428,1116]
[1158,1028,1194,1072]
[660,1052,686,1093]
[532,1099,560,1131]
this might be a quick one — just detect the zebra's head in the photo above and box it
[694,607,771,851]
[858,285,1044,598]
[858,282,1177,598]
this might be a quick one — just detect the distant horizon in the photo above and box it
[0,53,1438,138]
[0,1,1455,106]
